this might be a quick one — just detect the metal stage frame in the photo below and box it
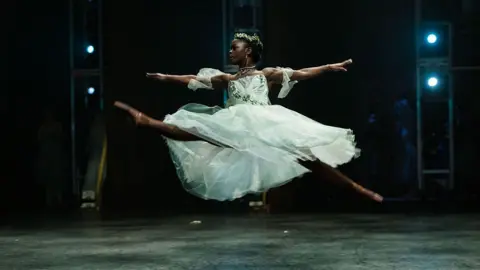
[69,0,105,209]
[415,0,480,193]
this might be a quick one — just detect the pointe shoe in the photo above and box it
[351,182,383,203]
[114,101,151,126]
[372,193,383,203]
[364,189,383,203]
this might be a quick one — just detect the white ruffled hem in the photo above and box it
[163,103,360,201]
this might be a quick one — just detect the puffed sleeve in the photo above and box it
[187,68,226,91]
[276,67,298,98]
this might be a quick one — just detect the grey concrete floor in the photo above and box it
[0,214,479,269]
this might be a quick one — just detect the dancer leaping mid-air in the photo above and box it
[114,32,383,203]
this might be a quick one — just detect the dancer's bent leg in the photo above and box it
[299,159,383,203]
[114,101,202,142]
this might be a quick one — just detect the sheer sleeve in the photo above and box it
[276,67,298,99]
[188,68,226,91]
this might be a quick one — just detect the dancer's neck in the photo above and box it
[238,58,255,69]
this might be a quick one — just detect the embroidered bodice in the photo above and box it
[187,67,298,107]
[226,74,270,107]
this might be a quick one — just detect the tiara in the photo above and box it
[234,33,263,48]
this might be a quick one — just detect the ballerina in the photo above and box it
[114,32,383,203]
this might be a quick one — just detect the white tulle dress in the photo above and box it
[163,67,360,201]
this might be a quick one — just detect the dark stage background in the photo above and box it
[4,0,71,214]
[3,0,479,216]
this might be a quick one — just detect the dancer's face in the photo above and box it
[229,39,251,65]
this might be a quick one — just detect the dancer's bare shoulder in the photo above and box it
[261,67,284,83]
[210,73,235,88]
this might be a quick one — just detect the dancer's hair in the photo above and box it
[233,32,263,63]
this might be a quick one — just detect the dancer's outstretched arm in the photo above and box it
[146,73,233,90]
[263,59,352,82]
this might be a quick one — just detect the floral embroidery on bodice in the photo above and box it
[187,67,297,104]
[226,74,271,107]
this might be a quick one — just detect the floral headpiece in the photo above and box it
[234,32,263,49]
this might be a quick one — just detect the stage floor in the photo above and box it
[1,214,479,269]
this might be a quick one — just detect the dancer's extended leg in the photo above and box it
[115,101,383,203]
[299,160,383,203]
[114,101,202,141]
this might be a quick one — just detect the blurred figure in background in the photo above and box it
[393,92,417,197]
[364,99,380,184]
[36,109,68,209]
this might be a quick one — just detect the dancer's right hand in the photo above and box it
[146,73,167,80]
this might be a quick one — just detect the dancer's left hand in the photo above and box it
[328,59,353,72]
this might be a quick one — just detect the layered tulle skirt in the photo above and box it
[163,103,359,201]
